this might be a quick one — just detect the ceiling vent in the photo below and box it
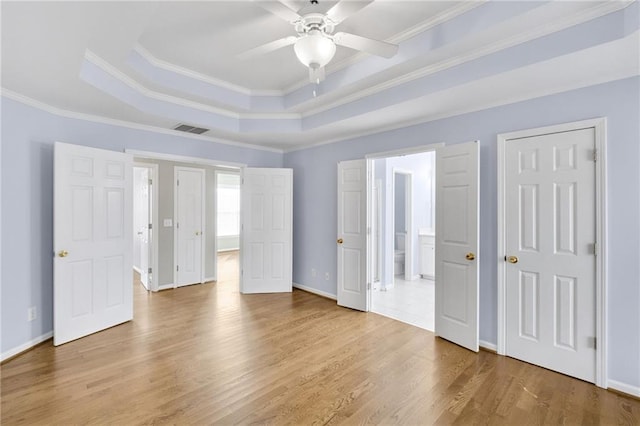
[173,124,209,135]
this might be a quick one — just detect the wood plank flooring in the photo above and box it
[2,251,639,425]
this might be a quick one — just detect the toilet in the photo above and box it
[394,232,405,275]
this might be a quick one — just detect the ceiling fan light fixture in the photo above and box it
[293,30,336,68]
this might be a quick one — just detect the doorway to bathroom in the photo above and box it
[370,150,436,331]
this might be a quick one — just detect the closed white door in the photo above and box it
[337,159,368,311]
[435,141,479,352]
[505,128,596,382]
[241,168,292,293]
[175,167,204,287]
[54,142,133,346]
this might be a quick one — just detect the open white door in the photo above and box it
[54,142,133,346]
[241,168,292,293]
[337,159,368,311]
[435,141,479,352]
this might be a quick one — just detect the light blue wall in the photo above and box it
[0,97,282,354]
[285,76,640,389]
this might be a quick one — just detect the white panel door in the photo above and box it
[435,141,479,352]
[54,142,132,346]
[175,167,205,287]
[241,168,292,293]
[505,128,596,382]
[337,159,367,311]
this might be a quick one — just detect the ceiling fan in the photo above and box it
[239,0,399,84]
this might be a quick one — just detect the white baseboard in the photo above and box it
[608,379,640,398]
[133,265,142,274]
[157,283,175,291]
[204,276,216,283]
[293,283,337,300]
[1,331,53,362]
[479,340,498,352]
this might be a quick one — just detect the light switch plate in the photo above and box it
[163,219,173,227]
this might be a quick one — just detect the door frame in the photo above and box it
[133,162,159,291]
[173,166,206,287]
[496,117,607,388]
[391,168,413,282]
[365,143,444,310]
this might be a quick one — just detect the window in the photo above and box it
[217,173,240,236]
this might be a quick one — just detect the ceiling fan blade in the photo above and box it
[255,1,302,22]
[333,32,398,58]
[238,36,298,60]
[309,66,326,84]
[326,0,373,24]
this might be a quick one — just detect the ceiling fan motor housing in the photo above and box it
[295,13,335,36]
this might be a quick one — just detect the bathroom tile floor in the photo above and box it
[371,276,435,331]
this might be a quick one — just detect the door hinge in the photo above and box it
[176,222,180,229]
[594,242,598,256]
[148,223,152,230]
[148,178,153,185]
[148,267,152,273]
[177,179,180,186]
[593,150,598,162]
[367,282,371,290]
[176,265,179,272]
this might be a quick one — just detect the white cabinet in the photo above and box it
[419,234,435,279]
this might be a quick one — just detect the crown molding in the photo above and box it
[85,50,300,120]
[85,50,240,119]
[133,44,284,97]
[284,43,639,154]
[298,0,633,119]
[0,88,283,154]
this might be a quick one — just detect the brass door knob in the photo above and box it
[337,238,343,244]
[58,250,69,258]
[465,252,475,261]
[195,231,201,236]
[507,255,519,264]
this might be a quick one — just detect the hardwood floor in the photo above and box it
[2,251,639,425]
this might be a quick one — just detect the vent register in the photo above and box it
[173,124,209,135]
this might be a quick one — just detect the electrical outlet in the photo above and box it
[325,272,330,281]
[27,306,37,322]
[311,268,317,278]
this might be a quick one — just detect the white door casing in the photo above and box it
[500,124,601,384]
[241,168,292,293]
[174,167,205,287]
[435,141,479,352]
[54,142,133,346]
[337,159,368,311]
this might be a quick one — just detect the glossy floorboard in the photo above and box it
[2,252,639,425]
